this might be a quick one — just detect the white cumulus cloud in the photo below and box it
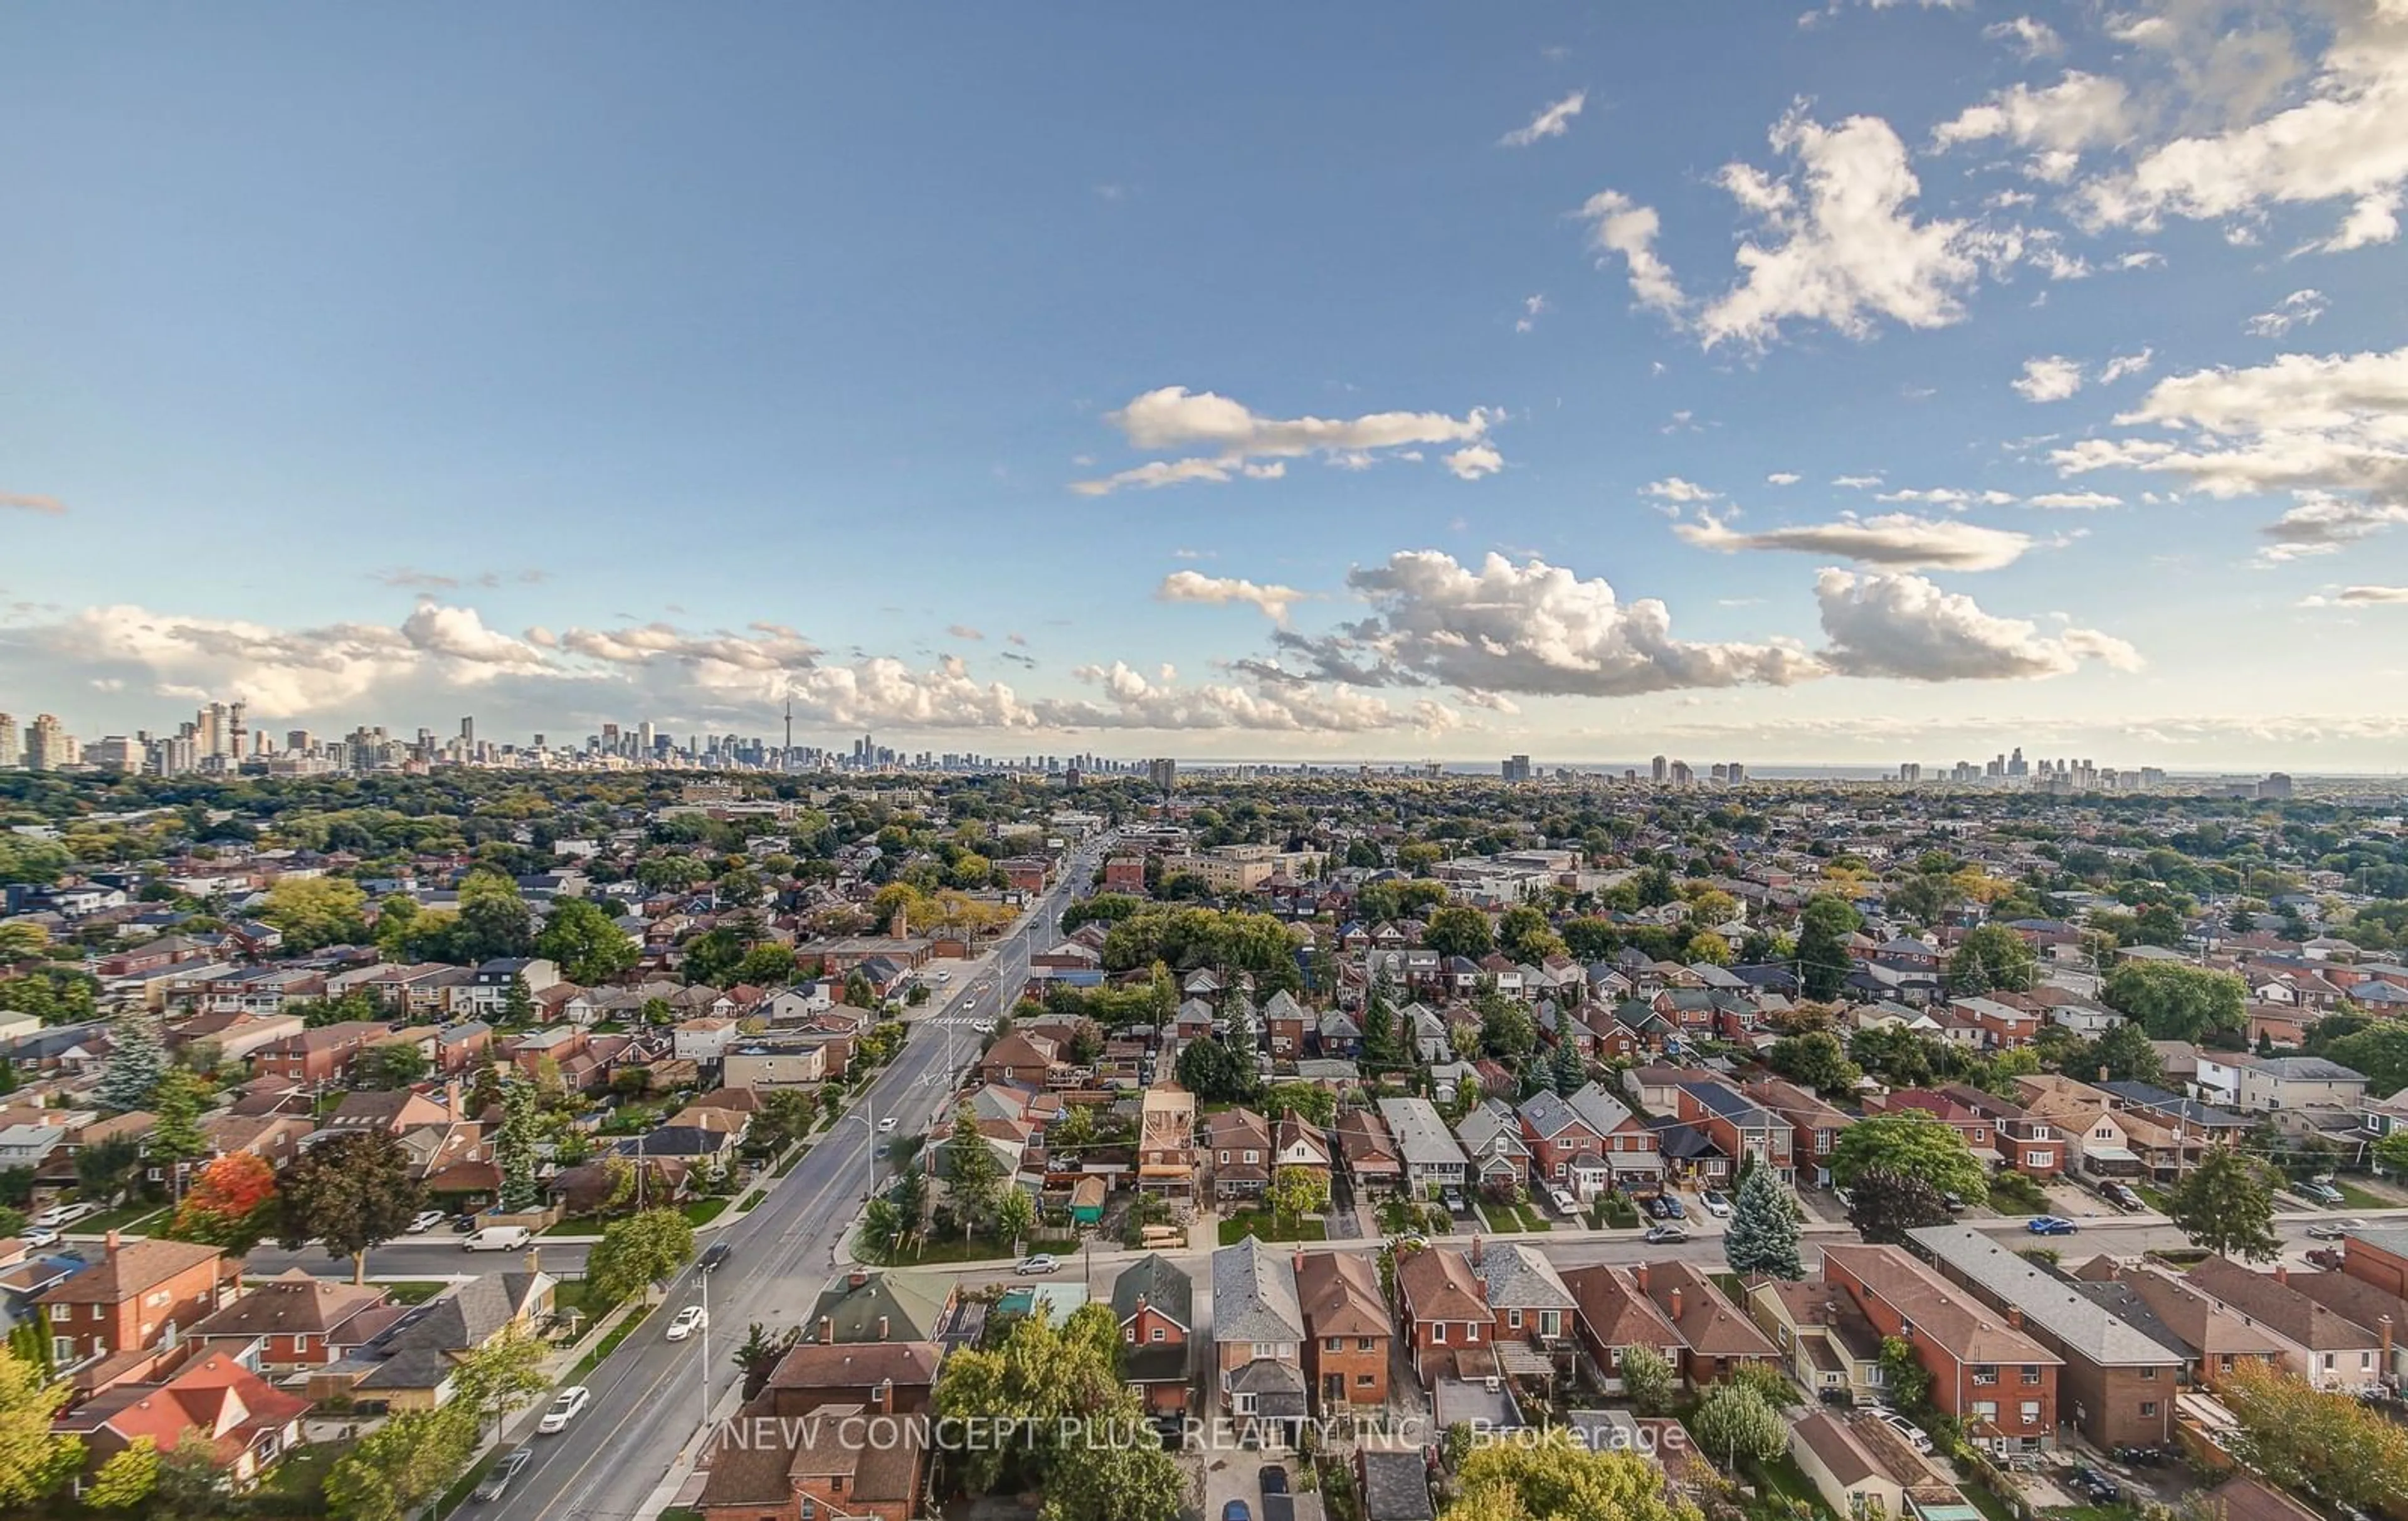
[1156,571,1309,625]
[1072,386,1494,495]
[1815,569,2143,680]
[2014,355,2088,402]
[1576,191,1687,313]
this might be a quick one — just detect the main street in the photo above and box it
[457,841,1104,1521]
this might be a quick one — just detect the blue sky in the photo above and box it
[5,2,2407,767]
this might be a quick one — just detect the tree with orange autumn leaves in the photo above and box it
[166,1152,279,1255]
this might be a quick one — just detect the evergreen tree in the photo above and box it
[147,1068,212,1200]
[946,1107,1003,1240]
[495,1071,543,1212]
[93,1016,167,1113]
[2168,1145,2281,1262]
[1551,1043,1584,1097]
[1797,895,1862,1002]
[1723,1164,1803,1280]
[501,974,535,1025]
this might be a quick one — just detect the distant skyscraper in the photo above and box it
[460,717,475,746]
[0,713,16,769]
[638,720,656,757]
[1650,755,1669,784]
[25,714,65,771]
[1148,757,1178,794]
[2258,772,2294,799]
[1726,762,1744,783]
[1668,759,1694,786]
[1502,755,1531,782]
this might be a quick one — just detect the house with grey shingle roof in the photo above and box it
[1476,1240,1575,1348]
[1911,1223,2189,1450]
[1212,1238,1307,1432]
[1454,1100,1531,1191]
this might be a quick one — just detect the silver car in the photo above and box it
[472,1446,535,1502]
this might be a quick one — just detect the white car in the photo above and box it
[406,1210,447,1234]
[1700,1191,1733,1218]
[1015,1254,1060,1276]
[536,1386,591,1433]
[31,1202,96,1231]
[934,971,951,983]
[1546,1187,1578,1215]
[21,1226,60,1248]
[972,1020,996,1035]
[665,1305,708,1342]
[877,1116,898,1133]
[1871,1408,1934,1454]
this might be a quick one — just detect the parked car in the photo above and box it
[537,1386,591,1434]
[666,1305,708,1342]
[1442,1189,1467,1214]
[1260,1465,1289,1497]
[700,1241,732,1272]
[1547,1186,1578,1215]
[1222,1505,1253,1521]
[1832,1186,1854,1210]
[1874,1409,1933,1454]
[1699,1191,1732,1218]
[31,1203,96,1231]
[1642,1224,1690,1245]
[1016,1253,1060,1276]
[1659,1193,1686,1220]
[934,971,951,982]
[464,1225,536,1252]
[2027,1216,2079,1236]
[472,1446,536,1502]
[2300,1179,2347,1205]
[2100,1182,2143,1211]
[1942,1191,1967,1213]
[1642,1194,1671,1221]
[2070,1466,2120,1503]
[407,1210,447,1234]
[2308,1218,2369,1239]
[21,1226,60,1249]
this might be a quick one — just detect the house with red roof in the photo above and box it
[55,1351,312,1490]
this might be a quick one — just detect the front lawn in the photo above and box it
[2333,1180,2388,1210]
[1218,1212,1328,1245]
[386,1280,452,1305]
[683,1197,729,1226]
[76,1199,171,1235]
[256,1439,352,1501]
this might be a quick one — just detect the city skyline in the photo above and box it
[6,5,2408,766]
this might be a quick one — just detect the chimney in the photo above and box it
[2276,1265,2289,1285]
[877,1377,894,1414]
[1294,1249,1306,1275]
[877,1314,890,1341]
[820,1315,835,1344]
[524,1248,541,1276]
[2006,1305,2024,1330]
[105,1229,120,1255]
[848,1268,869,1289]
[1634,1263,1650,1294]
[1670,1286,1684,1322]
[1471,1236,1484,1268]
[446,1078,462,1112]
[2384,1314,2395,1367]
[1822,1300,1839,1327]
[1136,1293,1148,1315]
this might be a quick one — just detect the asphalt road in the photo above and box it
[458,845,1104,1521]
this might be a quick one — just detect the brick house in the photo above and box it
[187,1271,399,1371]
[1937,1085,2064,1176]
[1822,1243,2062,1453]
[1561,1264,1684,1396]
[1203,1109,1274,1200]
[1395,1246,1494,1386]
[36,1235,229,1371]
[1112,1254,1195,1419]
[1742,1077,1854,1187]
[250,1021,397,1083]
[1212,1239,1309,1438]
[1909,1224,2182,1449]
[1674,1081,1795,1181]
[1297,1251,1391,1411]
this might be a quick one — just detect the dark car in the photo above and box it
[1642,1194,1671,1220]
[451,1214,480,1234]
[1659,1193,1686,1219]
[2070,1466,2120,1503]
[1260,1466,1289,1497]
[1223,1503,1254,1521]
[700,1241,732,1272]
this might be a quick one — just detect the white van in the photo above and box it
[462,1225,535,1252]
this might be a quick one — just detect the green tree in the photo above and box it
[495,1070,544,1212]
[2321,1022,2408,1098]
[324,1406,476,1521]
[75,1135,144,1206]
[1949,924,2038,994]
[274,1129,425,1285]
[1266,1164,1329,1223]
[1442,1427,1699,1521]
[1042,1419,1188,1521]
[1690,1383,1787,1467]
[732,1322,801,1400]
[1477,995,1537,1061]
[1423,905,1495,960]
[93,1015,168,1113]
[589,1208,697,1305]
[1829,1113,1990,1204]
[1496,905,1560,962]
[2093,1019,2166,1085]
[2374,1130,2408,1178]
[1768,1029,1862,1097]
[452,872,535,964]
[2167,1145,2281,1261]
[0,1345,81,1510]
[1846,1166,1954,1245]
[1797,894,1862,1001]
[1723,1165,1803,1280]
[2219,1361,2408,1515]
[258,876,370,952]
[1173,1037,1256,1103]
[146,1067,213,1199]
[86,1434,159,1510]
[1849,1023,1940,1087]
[535,895,640,984]
[500,974,536,1024]
[450,1327,550,1439]
[2102,960,2247,1042]
[994,1186,1038,1251]
[945,1108,1003,1237]
[1617,1343,1676,1414]
[354,1041,431,1090]
[1878,1335,1933,1414]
